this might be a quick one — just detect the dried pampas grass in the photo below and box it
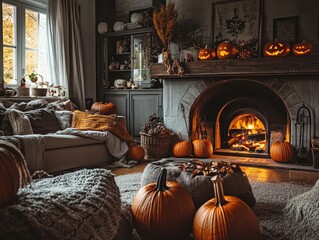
[152,2,178,50]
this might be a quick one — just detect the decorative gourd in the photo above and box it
[270,140,294,163]
[173,140,193,158]
[0,141,31,207]
[132,168,195,240]
[192,139,213,158]
[263,39,290,57]
[126,145,145,162]
[216,41,239,60]
[198,45,216,61]
[292,40,313,56]
[193,175,261,240]
[90,102,117,115]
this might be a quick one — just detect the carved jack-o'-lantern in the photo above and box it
[198,45,216,61]
[217,41,239,60]
[263,39,290,57]
[292,40,313,56]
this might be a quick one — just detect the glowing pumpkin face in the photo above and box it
[292,41,313,56]
[217,41,239,60]
[263,39,290,57]
[198,45,216,61]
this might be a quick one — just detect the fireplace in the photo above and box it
[151,56,319,161]
[188,79,290,157]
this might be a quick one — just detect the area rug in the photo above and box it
[115,173,317,240]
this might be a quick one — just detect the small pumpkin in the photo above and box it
[198,45,216,61]
[192,139,213,158]
[132,168,195,240]
[0,141,31,207]
[216,41,239,60]
[292,40,313,56]
[193,175,261,240]
[263,39,290,57]
[173,140,193,158]
[126,145,145,162]
[270,140,294,163]
[90,102,117,115]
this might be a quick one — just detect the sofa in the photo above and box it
[0,98,131,174]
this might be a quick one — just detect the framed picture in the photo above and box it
[273,16,298,44]
[212,0,263,57]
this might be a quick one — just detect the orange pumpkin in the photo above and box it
[193,175,261,240]
[91,102,117,115]
[216,41,239,60]
[292,40,313,56]
[198,45,216,61]
[0,141,31,207]
[270,140,294,163]
[126,145,145,162]
[263,39,290,57]
[173,140,193,157]
[192,139,213,158]
[132,168,195,240]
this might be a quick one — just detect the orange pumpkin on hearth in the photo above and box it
[263,39,290,57]
[192,139,213,158]
[216,41,239,60]
[270,140,294,163]
[292,40,313,56]
[198,45,216,61]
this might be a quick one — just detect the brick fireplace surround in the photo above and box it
[150,56,319,163]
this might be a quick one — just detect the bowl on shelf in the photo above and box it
[114,79,127,89]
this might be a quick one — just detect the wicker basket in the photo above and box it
[140,131,175,160]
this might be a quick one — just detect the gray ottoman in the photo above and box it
[141,159,256,209]
[0,168,125,239]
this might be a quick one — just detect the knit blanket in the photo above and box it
[0,169,122,240]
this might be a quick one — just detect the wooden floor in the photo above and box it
[109,159,319,185]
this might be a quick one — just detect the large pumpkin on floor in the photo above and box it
[198,45,216,61]
[90,102,117,115]
[270,141,294,163]
[193,175,260,240]
[126,145,145,162]
[292,40,313,56]
[0,141,31,207]
[263,39,290,57]
[192,139,213,158]
[216,41,239,60]
[132,168,195,240]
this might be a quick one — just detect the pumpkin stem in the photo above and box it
[211,175,228,206]
[155,168,169,191]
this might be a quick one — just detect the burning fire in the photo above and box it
[227,114,266,153]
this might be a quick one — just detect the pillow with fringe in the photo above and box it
[6,109,33,135]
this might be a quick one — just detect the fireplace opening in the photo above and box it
[189,79,291,158]
[226,113,266,153]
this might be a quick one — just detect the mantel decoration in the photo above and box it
[212,0,262,57]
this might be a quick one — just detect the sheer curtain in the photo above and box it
[47,0,85,109]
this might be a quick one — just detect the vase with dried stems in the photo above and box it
[152,2,178,59]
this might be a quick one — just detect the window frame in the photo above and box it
[1,0,47,87]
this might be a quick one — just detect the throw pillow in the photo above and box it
[0,103,6,126]
[25,108,62,134]
[72,110,134,144]
[24,99,48,111]
[5,109,33,135]
[8,102,28,111]
[55,110,73,130]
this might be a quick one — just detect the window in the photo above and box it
[1,0,47,87]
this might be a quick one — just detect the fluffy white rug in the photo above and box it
[115,172,317,240]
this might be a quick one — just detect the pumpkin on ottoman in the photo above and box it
[140,159,256,209]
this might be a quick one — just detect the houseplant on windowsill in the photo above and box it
[27,72,48,97]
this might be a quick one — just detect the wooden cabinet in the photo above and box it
[97,27,154,96]
[103,89,162,138]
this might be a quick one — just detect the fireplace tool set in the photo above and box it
[295,104,312,165]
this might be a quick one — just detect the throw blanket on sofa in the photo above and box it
[56,128,137,168]
[0,169,122,240]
